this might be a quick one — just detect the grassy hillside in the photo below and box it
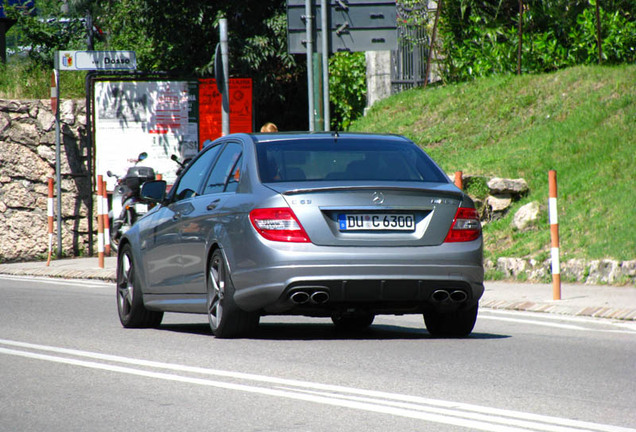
[351,65,635,262]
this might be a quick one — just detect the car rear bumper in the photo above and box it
[229,240,484,314]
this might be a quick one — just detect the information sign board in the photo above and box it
[57,50,137,71]
[287,0,397,54]
[199,78,253,145]
[94,80,198,189]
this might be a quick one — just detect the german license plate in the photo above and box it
[338,214,415,231]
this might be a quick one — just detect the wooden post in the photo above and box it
[549,170,561,300]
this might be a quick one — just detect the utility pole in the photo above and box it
[305,0,315,132]
[220,18,230,135]
[320,0,330,131]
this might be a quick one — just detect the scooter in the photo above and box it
[107,152,156,253]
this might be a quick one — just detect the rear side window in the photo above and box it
[256,138,448,183]
[203,142,242,195]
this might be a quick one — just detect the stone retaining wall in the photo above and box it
[487,257,636,285]
[0,99,91,262]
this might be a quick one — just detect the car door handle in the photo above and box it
[207,199,221,211]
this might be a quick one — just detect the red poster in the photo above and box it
[199,78,253,147]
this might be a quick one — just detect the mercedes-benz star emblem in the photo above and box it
[372,191,385,205]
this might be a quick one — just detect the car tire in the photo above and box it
[207,249,259,338]
[116,244,163,328]
[331,312,375,330]
[423,304,478,337]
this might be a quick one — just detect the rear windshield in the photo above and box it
[256,138,449,183]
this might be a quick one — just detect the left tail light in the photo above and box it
[249,207,311,243]
[444,207,481,243]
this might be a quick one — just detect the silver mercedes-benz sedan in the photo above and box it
[116,132,483,338]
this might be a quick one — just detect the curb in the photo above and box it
[480,299,636,321]
[0,266,116,282]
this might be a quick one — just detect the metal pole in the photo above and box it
[305,0,315,132]
[54,64,63,258]
[313,54,324,131]
[220,18,230,135]
[320,0,330,131]
[85,72,94,256]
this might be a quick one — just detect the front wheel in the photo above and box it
[207,249,259,338]
[116,244,163,328]
[423,304,478,338]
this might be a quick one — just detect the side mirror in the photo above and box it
[141,180,167,203]
[138,152,148,162]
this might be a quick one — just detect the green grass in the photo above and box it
[351,65,636,261]
[0,60,86,99]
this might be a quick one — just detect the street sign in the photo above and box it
[56,51,137,71]
[287,0,397,54]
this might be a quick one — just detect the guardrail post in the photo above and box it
[97,175,105,269]
[549,170,561,300]
[454,171,463,189]
[102,179,110,256]
[46,178,54,266]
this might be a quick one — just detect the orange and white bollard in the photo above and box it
[97,175,105,269]
[102,179,111,256]
[454,171,463,189]
[549,170,561,300]
[46,178,54,266]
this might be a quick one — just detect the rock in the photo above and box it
[497,257,527,278]
[512,201,541,230]
[621,260,636,277]
[586,259,622,284]
[61,100,76,125]
[488,177,529,195]
[561,259,588,282]
[487,194,512,212]
[5,122,39,147]
[37,108,56,132]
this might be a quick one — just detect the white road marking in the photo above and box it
[0,275,111,289]
[480,310,636,334]
[0,338,633,432]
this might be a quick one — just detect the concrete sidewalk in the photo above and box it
[1,257,635,321]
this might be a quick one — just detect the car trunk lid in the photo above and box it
[266,182,463,247]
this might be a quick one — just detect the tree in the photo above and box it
[99,0,307,130]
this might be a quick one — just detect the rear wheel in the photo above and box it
[423,304,478,337]
[331,311,375,330]
[207,249,259,338]
[116,244,163,328]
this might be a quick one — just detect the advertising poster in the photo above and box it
[198,78,253,146]
[94,80,199,190]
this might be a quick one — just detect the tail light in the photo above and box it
[444,207,481,242]
[249,207,310,243]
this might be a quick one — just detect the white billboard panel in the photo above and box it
[94,80,199,191]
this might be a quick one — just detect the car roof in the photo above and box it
[244,132,412,145]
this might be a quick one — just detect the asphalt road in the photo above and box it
[1,275,635,432]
